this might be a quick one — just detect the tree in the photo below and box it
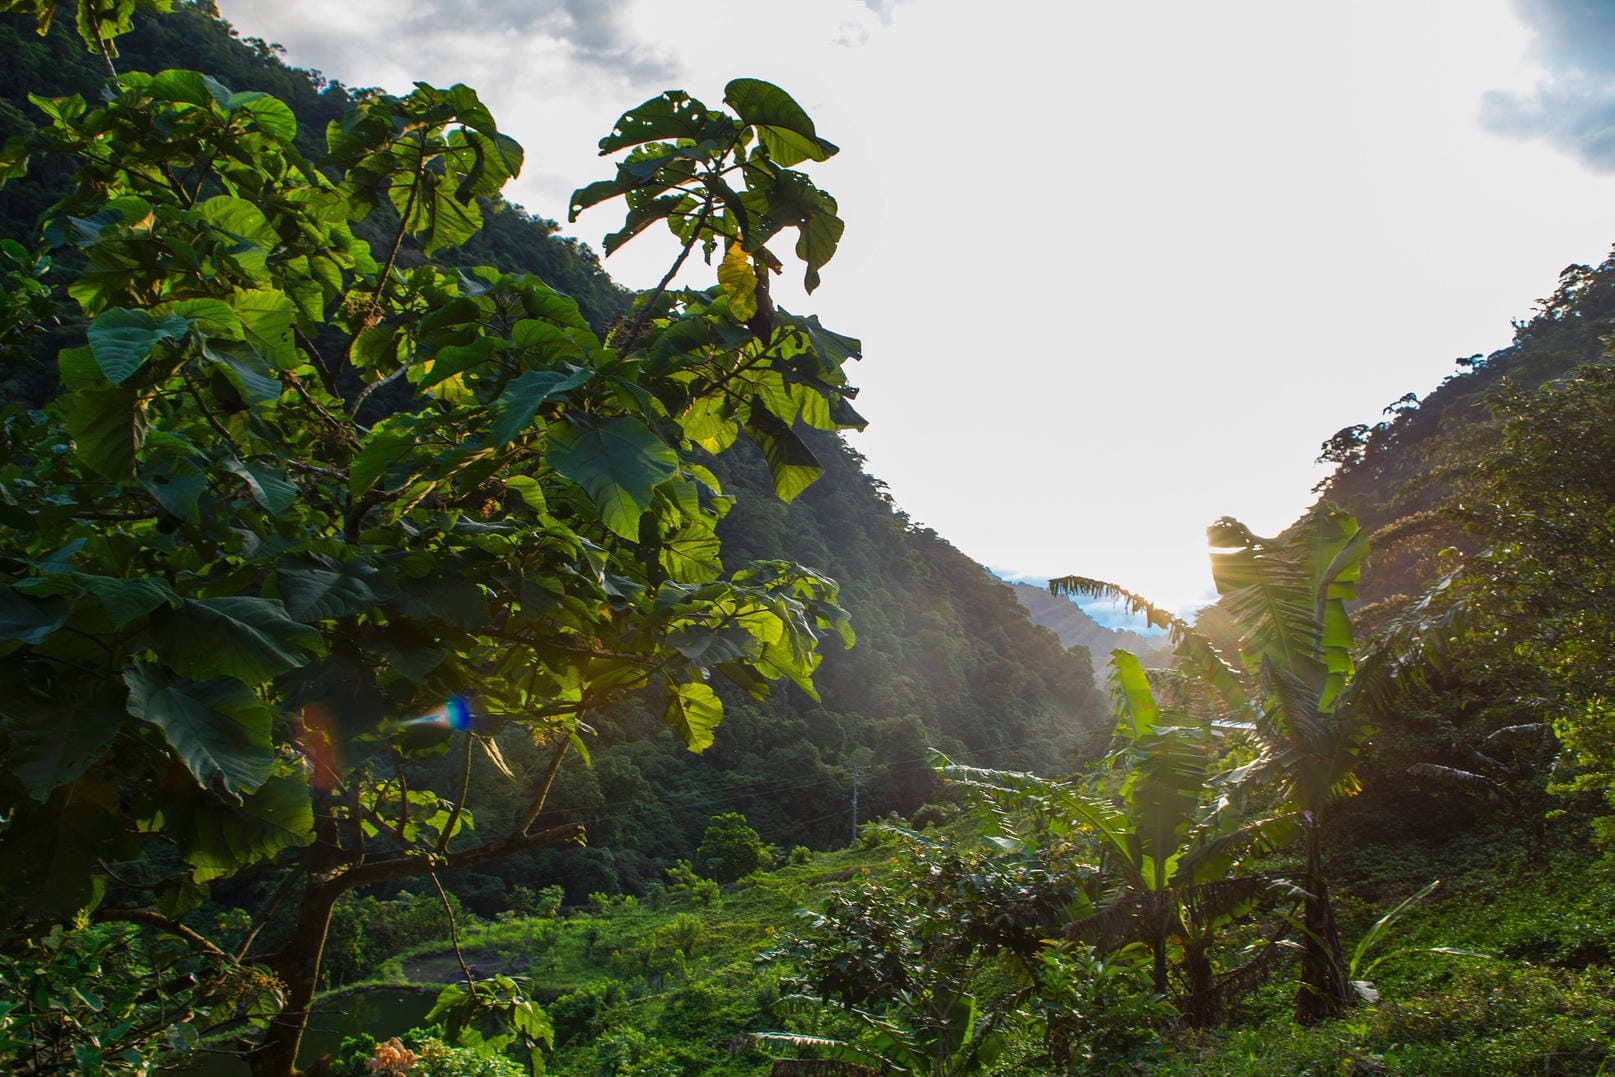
[1053,502,1373,1024]
[1450,366,1615,842]
[0,5,863,1072]
[695,811,770,883]
[941,647,1297,1028]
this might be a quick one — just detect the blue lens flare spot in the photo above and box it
[401,695,474,731]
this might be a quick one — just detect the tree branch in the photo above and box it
[437,732,474,856]
[93,908,230,961]
[337,823,585,890]
[611,206,709,355]
[429,872,478,1000]
[518,736,572,837]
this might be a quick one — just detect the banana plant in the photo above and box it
[1048,503,1373,1024]
[939,644,1299,1027]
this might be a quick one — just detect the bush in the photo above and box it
[697,812,772,883]
[550,979,628,1047]
[910,802,961,830]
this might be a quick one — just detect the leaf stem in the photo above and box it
[612,206,710,354]
[518,736,572,837]
[437,732,474,856]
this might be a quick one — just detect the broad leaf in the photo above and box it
[549,417,679,540]
[744,407,821,502]
[597,90,724,153]
[123,663,275,797]
[0,685,126,801]
[1109,649,1160,739]
[0,585,68,644]
[725,78,838,166]
[87,308,189,383]
[170,771,314,881]
[150,596,322,684]
[277,555,389,622]
[488,367,591,447]
[717,243,758,322]
[78,574,179,629]
[664,679,723,753]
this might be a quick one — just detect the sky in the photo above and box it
[215,0,1615,615]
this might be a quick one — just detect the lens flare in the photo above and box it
[295,703,342,790]
[399,695,473,731]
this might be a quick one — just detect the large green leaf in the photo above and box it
[659,520,722,583]
[1208,517,1322,687]
[87,307,190,383]
[223,91,298,144]
[390,577,490,630]
[78,574,179,629]
[232,288,298,368]
[549,417,679,540]
[150,596,322,683]
[743,407,821,503]
[61,382,147,479]
[445,127,524,201]
[597,90,725,153]
[724,78,838,166]
[139,451,207,522]
[221,456,297,513]
[199,195,277,278]
[488,367,592,447]
[123,663,275,797]
[664,679,723,753]
[394,168,482,255]
[350,423,415,496]
[277,555,389,622]
[169,771,314,882]
[0,684,126,801]
[202,342,281,405]
[1109,650,1160,739]
[0,585,68,644]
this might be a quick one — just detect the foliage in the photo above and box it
[0,2,869,1067]
[1450,367,1615,840]
[766,826,1081,1076]
[1028,940,1171,1074]
[1048,503,1377,1024]
[697,811,773,883]
[0,917,272,1075]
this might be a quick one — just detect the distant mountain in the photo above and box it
[1007,582,1172,675]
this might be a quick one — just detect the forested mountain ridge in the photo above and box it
[1313,250,1615,605]
[1294,249,1615,854]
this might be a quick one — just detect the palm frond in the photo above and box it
[1342,564,1468,718]
[1209,520,1325,691]
[1406,762,1504,792]
[1049,575,1178,634]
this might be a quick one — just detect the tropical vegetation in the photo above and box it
[3,2,1615,1076]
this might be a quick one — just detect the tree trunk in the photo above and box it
[1294,813,1349,1025]
[252,878,343,1077]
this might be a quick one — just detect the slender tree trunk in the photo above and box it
[1294,813,1349,1025]
[253,878,343,1077]
[1182,938,1217,1027]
